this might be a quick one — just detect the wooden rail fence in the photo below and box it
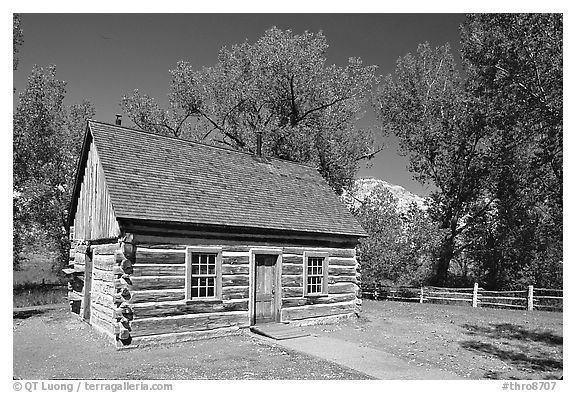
[361,283,562,312]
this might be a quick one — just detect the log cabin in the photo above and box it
[66,119,367,348]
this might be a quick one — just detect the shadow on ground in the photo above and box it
[460,322,562,378]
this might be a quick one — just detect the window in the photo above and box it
[303,251,328,296]
[186,247,222,301]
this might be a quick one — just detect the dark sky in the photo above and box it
[13,13,465,195]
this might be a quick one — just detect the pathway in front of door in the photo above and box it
[249,332,464,380]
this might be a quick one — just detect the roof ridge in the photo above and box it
[88,120,317,170]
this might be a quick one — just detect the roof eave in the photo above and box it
[118,217,367,242]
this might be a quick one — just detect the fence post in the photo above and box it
[528,285,534,311]
[419,286,424,303]
[472,282,479,308]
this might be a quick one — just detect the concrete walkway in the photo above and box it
[253,333,464,380]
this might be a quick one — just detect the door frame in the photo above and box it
[249,248,283,326]
[82,252,93,322]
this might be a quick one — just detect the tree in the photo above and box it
[373,43,491,286]
[460,14,562,289]
[13,14,23,71]
[351,185,442,286]
[13,65,95,268]
[121,27,379,193]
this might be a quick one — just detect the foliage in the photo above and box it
[13,14,23,71]
[351,185,442,286]
[373,42,491,285]
[121,27,379,194]
[373,14,562,289]
[13,65,95,269]
[459,14,562,289]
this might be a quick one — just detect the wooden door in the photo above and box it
[254,254,278,324]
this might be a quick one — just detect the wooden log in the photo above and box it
[128,326,240,347]
[92,254,116,270]
[113,288,132,303]
[92,268,114,281]
[91,278,114,294]
[92,243,120,255]
[90,311,114,334]
[282,263,303,275]
[222,245,253,252]
[282,255,303,264]
[131,300,249,318]
[282,248,356,258]
[282,275,303,287]
[221,286,250,300]
[131,264,186,277]
[74,253,88,264]
[281,301,356,320]
[328,282,357,294]
[136,244,188,250]
[128,289,185,304]
[328,275,358,284]
[114,305,134,321]
[282,287,303,298]
[114,250,124,264]
[121,233,135,244]
[221,255,249,265]
[91,302,115,319]
[328,266,357,276]
[221,264,249,275]
[221,275,249,287]
[91,292,114,308]
[135,249,186,264]
[129,311,249,337]
[121,242,136,260]
[114,277,133,289]
[328,257,357,267]
[282,293,356,308]
[129,276,185,291]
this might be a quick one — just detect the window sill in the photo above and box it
[305,293,329,298]
[185,298,223,304]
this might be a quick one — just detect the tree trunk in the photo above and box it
[431,232,455,286]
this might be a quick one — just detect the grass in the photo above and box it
[13,307,370,380]
[13,247,63,287]
[12,299,562,380]
[14,243,67,308]
[304,299,563,380]
[13,284,68,308]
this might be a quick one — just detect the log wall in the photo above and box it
[121,237,360,345]
[71,233,360,347]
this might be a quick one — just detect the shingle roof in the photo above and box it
[82,120,366,237]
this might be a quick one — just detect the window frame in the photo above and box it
[185,246,222,302]
[303,251,329,297]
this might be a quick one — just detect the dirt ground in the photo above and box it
[13,300,562,380]
[304,300,563,380]
[13,306,370,380]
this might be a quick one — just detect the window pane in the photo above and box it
[191,264,199,275]
[192,254,199,264]
[191,287,198,298]
[199,287,206,297]
[207,286,214,297]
